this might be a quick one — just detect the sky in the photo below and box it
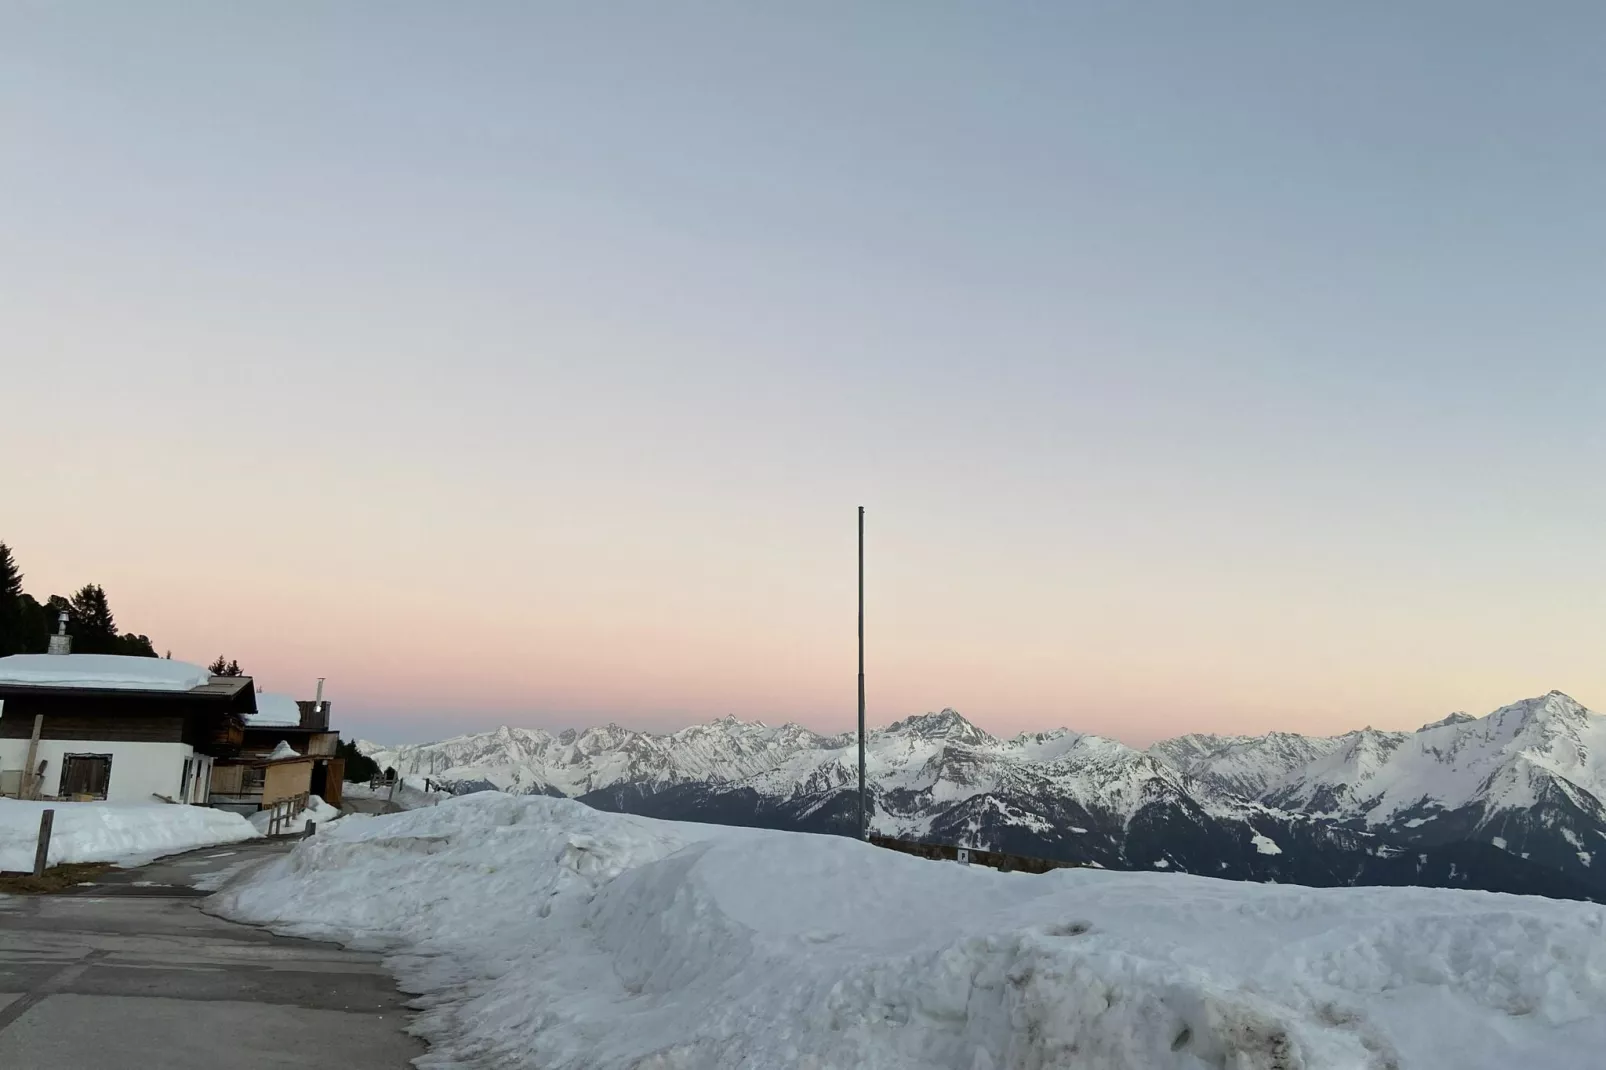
[3,3,1605,746]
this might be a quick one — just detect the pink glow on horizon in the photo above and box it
[5,513,1594,748]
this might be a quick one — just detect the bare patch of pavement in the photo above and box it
[0,839,424,1069]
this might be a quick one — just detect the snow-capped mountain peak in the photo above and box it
[883,709,994,746]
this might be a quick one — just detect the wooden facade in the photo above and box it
[210,754,344,808]
[0,711,185,743]
[0,689,246,747]
[263,758,314,805]
[239,728,339,758]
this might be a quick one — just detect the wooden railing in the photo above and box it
[867,834,1084,874]
[265,791,312,836]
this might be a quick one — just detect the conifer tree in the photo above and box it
[0,542,24,656]
[208,656,245,677]
[69,584,123,654]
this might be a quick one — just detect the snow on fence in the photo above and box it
[249,793,340,838]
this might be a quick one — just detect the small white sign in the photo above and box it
[956,848,970,866]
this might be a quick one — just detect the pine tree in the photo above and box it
[16,594,51,653]
[68,584,118,655]
[337,739,380,782]
[115,633,159,657]
[0,542,24,656]
[207,656,244,677]
[0,544,20,601]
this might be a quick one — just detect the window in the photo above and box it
[61,754,113,800]
[242,766,266,792]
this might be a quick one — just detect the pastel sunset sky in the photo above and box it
[5,4,1604,745]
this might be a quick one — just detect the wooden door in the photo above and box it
[61,754,112,799]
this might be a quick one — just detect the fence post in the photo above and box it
[33,809,55,876]
[304,821,316,839]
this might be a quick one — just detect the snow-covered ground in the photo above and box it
[212,794,1606,1070]
[0,799,260,871]
[343,777,452,810]
[247,794,342,836]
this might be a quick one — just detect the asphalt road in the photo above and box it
[0,840,424,1069]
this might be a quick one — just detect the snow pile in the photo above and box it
[248,692,303,727]
[0,799,260,871]
[212,795,1606,1070]
[265,740,301,760]
[0,653,214,691]
[248,794,342,836]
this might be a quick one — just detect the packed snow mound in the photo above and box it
[212,795,1606,1070]
[265,740,301,760]
[0,653,214,691]
[248,692,303,727]
[0,799,260,871]
[248,794,340,836]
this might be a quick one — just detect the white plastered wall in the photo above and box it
[0,738,195,803]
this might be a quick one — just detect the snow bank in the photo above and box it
[213,795,1606,1070]
[0,799,260,871]
[0,653,213,691]
[265,740,301,760]
[248,794,342,836]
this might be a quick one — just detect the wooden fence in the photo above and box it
[868,834,1083,875]
[264,791,312,836]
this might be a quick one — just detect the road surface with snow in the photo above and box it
[0,839,422,1070]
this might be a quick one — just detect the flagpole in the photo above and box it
[858,506,867,839]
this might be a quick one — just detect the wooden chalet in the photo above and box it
[0,654,255,804]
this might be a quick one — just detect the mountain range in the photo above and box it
[358,690,1606,901]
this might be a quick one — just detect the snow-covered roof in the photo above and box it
[0,654,215,692]
[248,692,303,728]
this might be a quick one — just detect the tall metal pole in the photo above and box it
[858,506,867,839]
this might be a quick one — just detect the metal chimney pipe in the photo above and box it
[47,611,72,655]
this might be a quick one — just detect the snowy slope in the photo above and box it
[213,794,1606,1070]
[1149,730,1352,799]
[1163,693,1606,828]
